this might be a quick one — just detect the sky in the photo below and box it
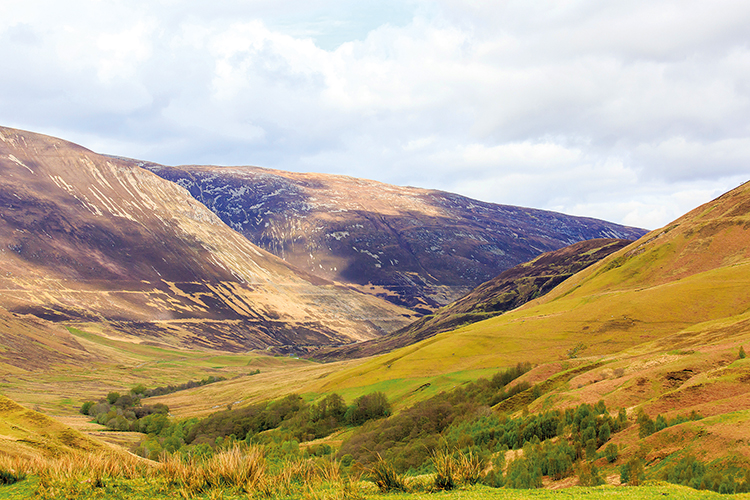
[2,1,750,229]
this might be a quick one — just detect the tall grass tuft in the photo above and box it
[431,448,486,490]
[0,455,27,485]
[431,449,457,490]
[362,453,408,492]
[209,444,266,490]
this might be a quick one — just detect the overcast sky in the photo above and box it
[2,1,750,229]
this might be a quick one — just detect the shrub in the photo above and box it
[79,401,94,415]
[106,392,121,405]
[740,346,747,359]
[605,443,619,463]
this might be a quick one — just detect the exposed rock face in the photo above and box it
[309,238,631,361]
[0,127,415,352]
[147,165,646,312]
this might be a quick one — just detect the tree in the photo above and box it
[605,443,619,463]
[345,392,391,425]
[620,456,645,485]
[598,422,611,446]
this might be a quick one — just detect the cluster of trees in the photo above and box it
[130,375,227,399]
[120,391,391,459]
[186,392,391,447]
[338,362,534,472]
[79,376,228,432]
[80,390,170,431]
[664,455,750,494]
[637,409,702,438]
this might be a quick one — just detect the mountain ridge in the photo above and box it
[147,164,646,312]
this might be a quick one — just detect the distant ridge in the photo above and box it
[147,164,646,311]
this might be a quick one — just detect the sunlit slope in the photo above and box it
[0,395,105,459]
[309,238,632,362]
[313,181,750,394]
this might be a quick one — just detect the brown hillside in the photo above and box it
[0,127,415,352]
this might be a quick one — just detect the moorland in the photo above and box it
[0,126,749,499]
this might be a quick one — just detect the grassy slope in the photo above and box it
[0,395,105,460]
[306,182,750,398]
[310,238,632,363]
[0,323,318,416]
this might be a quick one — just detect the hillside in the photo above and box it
[310,238,632,362]
[0,127,415,353]
[0,395,105,459]
[147,164,645,311]
[307,181,750,395]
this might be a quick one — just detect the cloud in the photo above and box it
[1,1,749,229]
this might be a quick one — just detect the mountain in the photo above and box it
[310,238,632,362]
[146,165,646,312]
[0,127,416,352]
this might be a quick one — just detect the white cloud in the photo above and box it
[1,1,749,229]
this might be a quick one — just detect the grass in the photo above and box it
[0,325,317,416]
[1,476,748,499]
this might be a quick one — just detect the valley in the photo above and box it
[0,127,749,499]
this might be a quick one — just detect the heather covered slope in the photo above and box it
[148,164,646,312]
[0,127,415,351]
[310,238,631,362]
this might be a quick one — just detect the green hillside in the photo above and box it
[311,181,750,398]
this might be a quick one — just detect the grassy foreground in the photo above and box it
[1,448,748,500]
[1,479,749,499]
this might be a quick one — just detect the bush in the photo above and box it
[79,401,94,415]
[605,443,619,463]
